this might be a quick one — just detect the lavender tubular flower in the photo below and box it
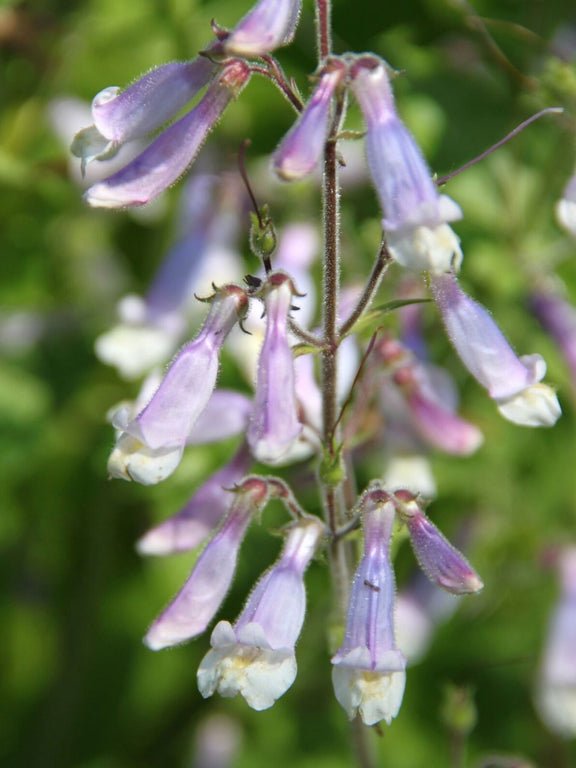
[350,55,462,273]
[129,286,247,451]
[72,59,216,173]
[331,490,406,726]
[431,273,561,427]
[247,273,303,464]
[222,0,301,56]
[136,444,252,556]
[144,477,269,650]
[197,518,324,710]
[273,61,346,180]
[85,61,250,208]
[394,491,483,595]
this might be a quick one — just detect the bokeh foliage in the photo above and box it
[2,0,576,766]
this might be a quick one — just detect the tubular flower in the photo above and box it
[144,476,269,650]
[349,55,462,273]
[273,60,347,180]
[136,443,252,556]
[84,60,251,208]
[247,273,303,464]
[393,491,483,595]
[72,58,217,172]
[197,517,324,710]
[331,489,406,726]
[219,0,302,56]
[431,273,561,427]
[108,285,248,484]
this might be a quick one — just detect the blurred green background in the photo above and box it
[2,0,576,766]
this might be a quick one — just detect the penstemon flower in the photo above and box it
[349,54,463,273]
[197,517,324,709]
[430,272,561,427]
[218,0,302,56]
[331,489,406,726]
[72,58,217,173]
[247,272,303,464]
[273,59,347,180]
[144,476,270,650]
[108,285,248,484]
[84,60,251,208]
[393,491,483,595]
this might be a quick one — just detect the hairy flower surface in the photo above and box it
[332,490,406,726]
[144,477,269,650]
[221,0,302,56]
[247,273,303,463]
[84,61,250,207]
[197,518,324,709]
[431,273,561,427]
[350,54,462,273]
[273,60,346,180]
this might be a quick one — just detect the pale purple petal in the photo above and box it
[128,287,247,449]
[223,0,302,56]
[85,61,250,208]
[394,493,483,595]
[431,273,546,399]
[273,62,346,180]
[144,477,269,649]
[248,274,302,463]
[350,55,461,234]
[92,58,217,143]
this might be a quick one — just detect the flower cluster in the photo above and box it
[72,0,569,736]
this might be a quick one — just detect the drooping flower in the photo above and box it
[136,442,253,555]
[331,488,406,726]
[71,58,217,172]
[393,490,483,595]
[218,0,302,57]
[108,285,248,484]
[144,476,269,650]
[430,272,561,427]
[273,59,347,180]
[197,517,324,709]
[349,54,462,273]
[247,272,303,463]
[535,547,576,737]
[84,60,251,208]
